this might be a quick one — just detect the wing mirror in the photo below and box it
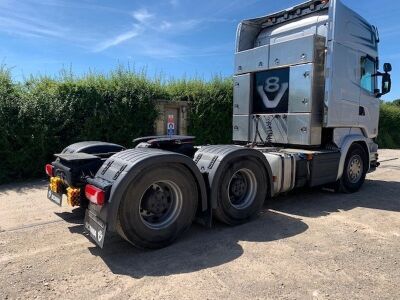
[375,63,392,97]
[381,72,392,96]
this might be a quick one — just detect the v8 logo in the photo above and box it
[253,68,290,114]
[257,76,289,109]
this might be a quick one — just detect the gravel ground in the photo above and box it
[0,149,399,300]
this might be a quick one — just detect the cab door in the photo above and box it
[358,54,380,138]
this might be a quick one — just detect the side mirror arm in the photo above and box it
[373,72,383,98]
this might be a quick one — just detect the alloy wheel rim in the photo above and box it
[347,154,363,183]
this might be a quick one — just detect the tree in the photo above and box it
[392,99,400,106]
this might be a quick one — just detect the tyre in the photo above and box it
[338,144,368,193]
[118,163,198,249]
[214,158,268,225]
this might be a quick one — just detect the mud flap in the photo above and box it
[84,209,107,248]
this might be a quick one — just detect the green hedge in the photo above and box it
[0,68,23,183]
[0,65,398,184]
[377,103,400,149]
[0,68,232,184]
[0,68,164,183]
[166,77,233,145]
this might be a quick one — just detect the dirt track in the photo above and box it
[0,149,399,300]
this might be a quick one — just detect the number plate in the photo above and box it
[84,209,107,248]
[47,187,63,206]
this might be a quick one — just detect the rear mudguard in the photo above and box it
[62,141,125,155]
[88,148,208,232]
[194,145,274,209]
[53,141,126,187]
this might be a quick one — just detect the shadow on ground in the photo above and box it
[270,180,400,218]
[83,210,307,278]
[57,179,400,279]
[55,208,86,225]
[0,179,47,195]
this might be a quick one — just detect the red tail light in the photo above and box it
[45,164,54,177]
[85,184,105,206]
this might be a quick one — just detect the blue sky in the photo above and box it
[0,0,398,100]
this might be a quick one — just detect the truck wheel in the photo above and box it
[214,158,268,225]
[118,164,198,249]
[339,144,368,193]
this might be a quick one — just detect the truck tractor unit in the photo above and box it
[45,0,392,249]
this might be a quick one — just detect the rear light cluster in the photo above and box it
[45,164,54,177]
[46,163,106,206]
[85,184,106,206]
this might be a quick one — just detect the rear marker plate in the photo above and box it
[84,209,107,248]
[47,187,63,206]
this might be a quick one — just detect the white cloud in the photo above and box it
[93,8,155,52]
[92,5,234,56]
[0,1,69,39]
[95,8,204,53]
[160,21,172,31]
[132,8,154,24]
[0,15,66,38]
[0,0,232,58]
[94,26,142,52]
[0,0,237,63]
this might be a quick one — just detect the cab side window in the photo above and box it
[360,56,376,93]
